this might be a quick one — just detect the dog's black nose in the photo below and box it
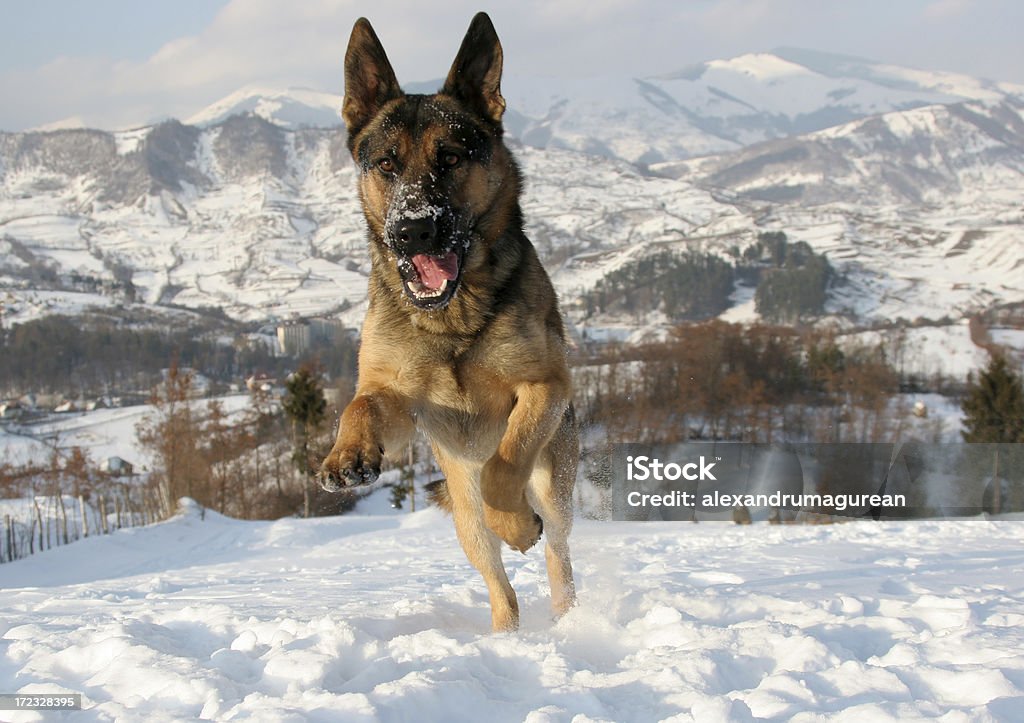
[395,217,437,247]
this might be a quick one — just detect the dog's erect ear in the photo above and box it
[441,12,505,124]
[343,18,402,139]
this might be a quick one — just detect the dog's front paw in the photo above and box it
[485,507,543,553]
[318,444,382,491]
[480,456,529,511]
[480,456,543,552]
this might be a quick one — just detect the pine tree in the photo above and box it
[961,353,1024,443]
[961,353,1024,514]
[283,365,328,518]
[282,365,327,478]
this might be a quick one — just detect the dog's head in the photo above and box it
[342,12,517,312]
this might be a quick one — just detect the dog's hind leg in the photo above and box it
[435,448,519,632]
[528,406,578,619]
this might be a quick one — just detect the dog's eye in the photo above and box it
[377,158,395,173]
[441,152,461,168]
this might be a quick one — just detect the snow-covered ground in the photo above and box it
[1,496,1022,721]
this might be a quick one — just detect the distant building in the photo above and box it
[20,393,62,410]
[103,457,135,477]
[0,401,23,419]
[277,321,312,357]
[246,373,277,393]
[276,317,348,356]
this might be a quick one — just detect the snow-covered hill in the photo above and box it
[0,498,1022,720]
[2,51,1024,371]
[184,48,1024,165]
[3,114,1023,343]
[650,100,1024,338]
[657,100,1024,206]
[186,86,346,130]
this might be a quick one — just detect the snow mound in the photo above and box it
[1,505,1023,719]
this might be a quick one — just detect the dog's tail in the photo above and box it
[424,478,453,513]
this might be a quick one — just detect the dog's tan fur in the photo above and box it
[318,12,577,632]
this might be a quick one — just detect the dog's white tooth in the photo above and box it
[409,278,448,299]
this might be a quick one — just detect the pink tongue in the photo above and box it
[411,252,459,290]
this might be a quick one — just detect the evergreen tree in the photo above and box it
[961,353,1024,514]
[282,365,327,478]
[961,353,1024,443]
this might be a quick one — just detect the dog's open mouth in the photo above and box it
[401,250,463,309]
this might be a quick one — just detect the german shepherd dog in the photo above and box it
[318,12,578,632]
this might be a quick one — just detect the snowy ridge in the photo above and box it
[0,499,1022,719]
[186,86,345,130]
[3,56,1024,367]
[184,49,1024,165]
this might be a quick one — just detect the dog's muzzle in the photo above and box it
[387,213,466,310]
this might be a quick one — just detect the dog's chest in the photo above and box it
[397,344,514,456]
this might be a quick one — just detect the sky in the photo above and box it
[1,0,1022,131]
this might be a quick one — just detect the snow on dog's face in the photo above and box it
[342,15,513,312]
[354,96,497,310]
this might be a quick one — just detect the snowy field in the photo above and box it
[1,498,1023,721]
[0,394,255,470]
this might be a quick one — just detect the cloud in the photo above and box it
[0,0,1021,132]
[3,0,646,130]
[2,0,417,130]
[922,0,973,20]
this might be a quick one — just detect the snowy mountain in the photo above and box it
[185,86,346,130]
[1,111,712,328]
[657,100,1024,206]
[648,100,1024,334]
[2,51,1024,374]
[503,50,1024,165]
[184,48,1024,165]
